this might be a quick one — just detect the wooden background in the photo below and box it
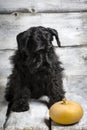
[0,0,87,130]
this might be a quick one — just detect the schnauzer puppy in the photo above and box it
[5,26,65,113]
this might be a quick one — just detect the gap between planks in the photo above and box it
[0,44,87,52]
[1,10,87,14]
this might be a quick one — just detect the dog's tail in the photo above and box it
[47,28,61,47]
[3,102,12,130]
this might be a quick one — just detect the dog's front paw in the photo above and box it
[11,99,29,112]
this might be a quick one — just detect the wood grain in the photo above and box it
[55,47,87,76]
[0,50,13,78]
[0,0,87,13]
[0,0,33,13]
[34,0,87,13]
[0,12,87,49]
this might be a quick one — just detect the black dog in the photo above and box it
[5,26,65,115]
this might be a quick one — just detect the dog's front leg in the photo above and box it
[11,87,31,112]
[48,80,65,108]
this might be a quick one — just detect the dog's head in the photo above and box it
[16,26,61,73]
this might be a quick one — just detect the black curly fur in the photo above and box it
[5,26,65,113]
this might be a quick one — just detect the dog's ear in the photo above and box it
[47,28,61,47]
[16,31,28,51]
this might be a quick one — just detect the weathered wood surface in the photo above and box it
[0,47,87,80]
[0,75,87,130]
[0,12,87,49]
[55,47,87,76]
[0,0,87,13]
[0,51,13,78]
[0,0,33,13]
[52,75,87,130]
[33,0,87,13]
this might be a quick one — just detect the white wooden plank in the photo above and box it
[52,75,87,130]
[55,47,87,76]
[0,0,33,13]
[0,78,49,130]
[0,12,87,49]
[34,0,87,13]
[0,0,87,13]
[0,50,14,78]
[0,47,87,81]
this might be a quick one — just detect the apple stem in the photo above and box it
[62,98,67,104]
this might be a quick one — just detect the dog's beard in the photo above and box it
[26,52,53,74]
